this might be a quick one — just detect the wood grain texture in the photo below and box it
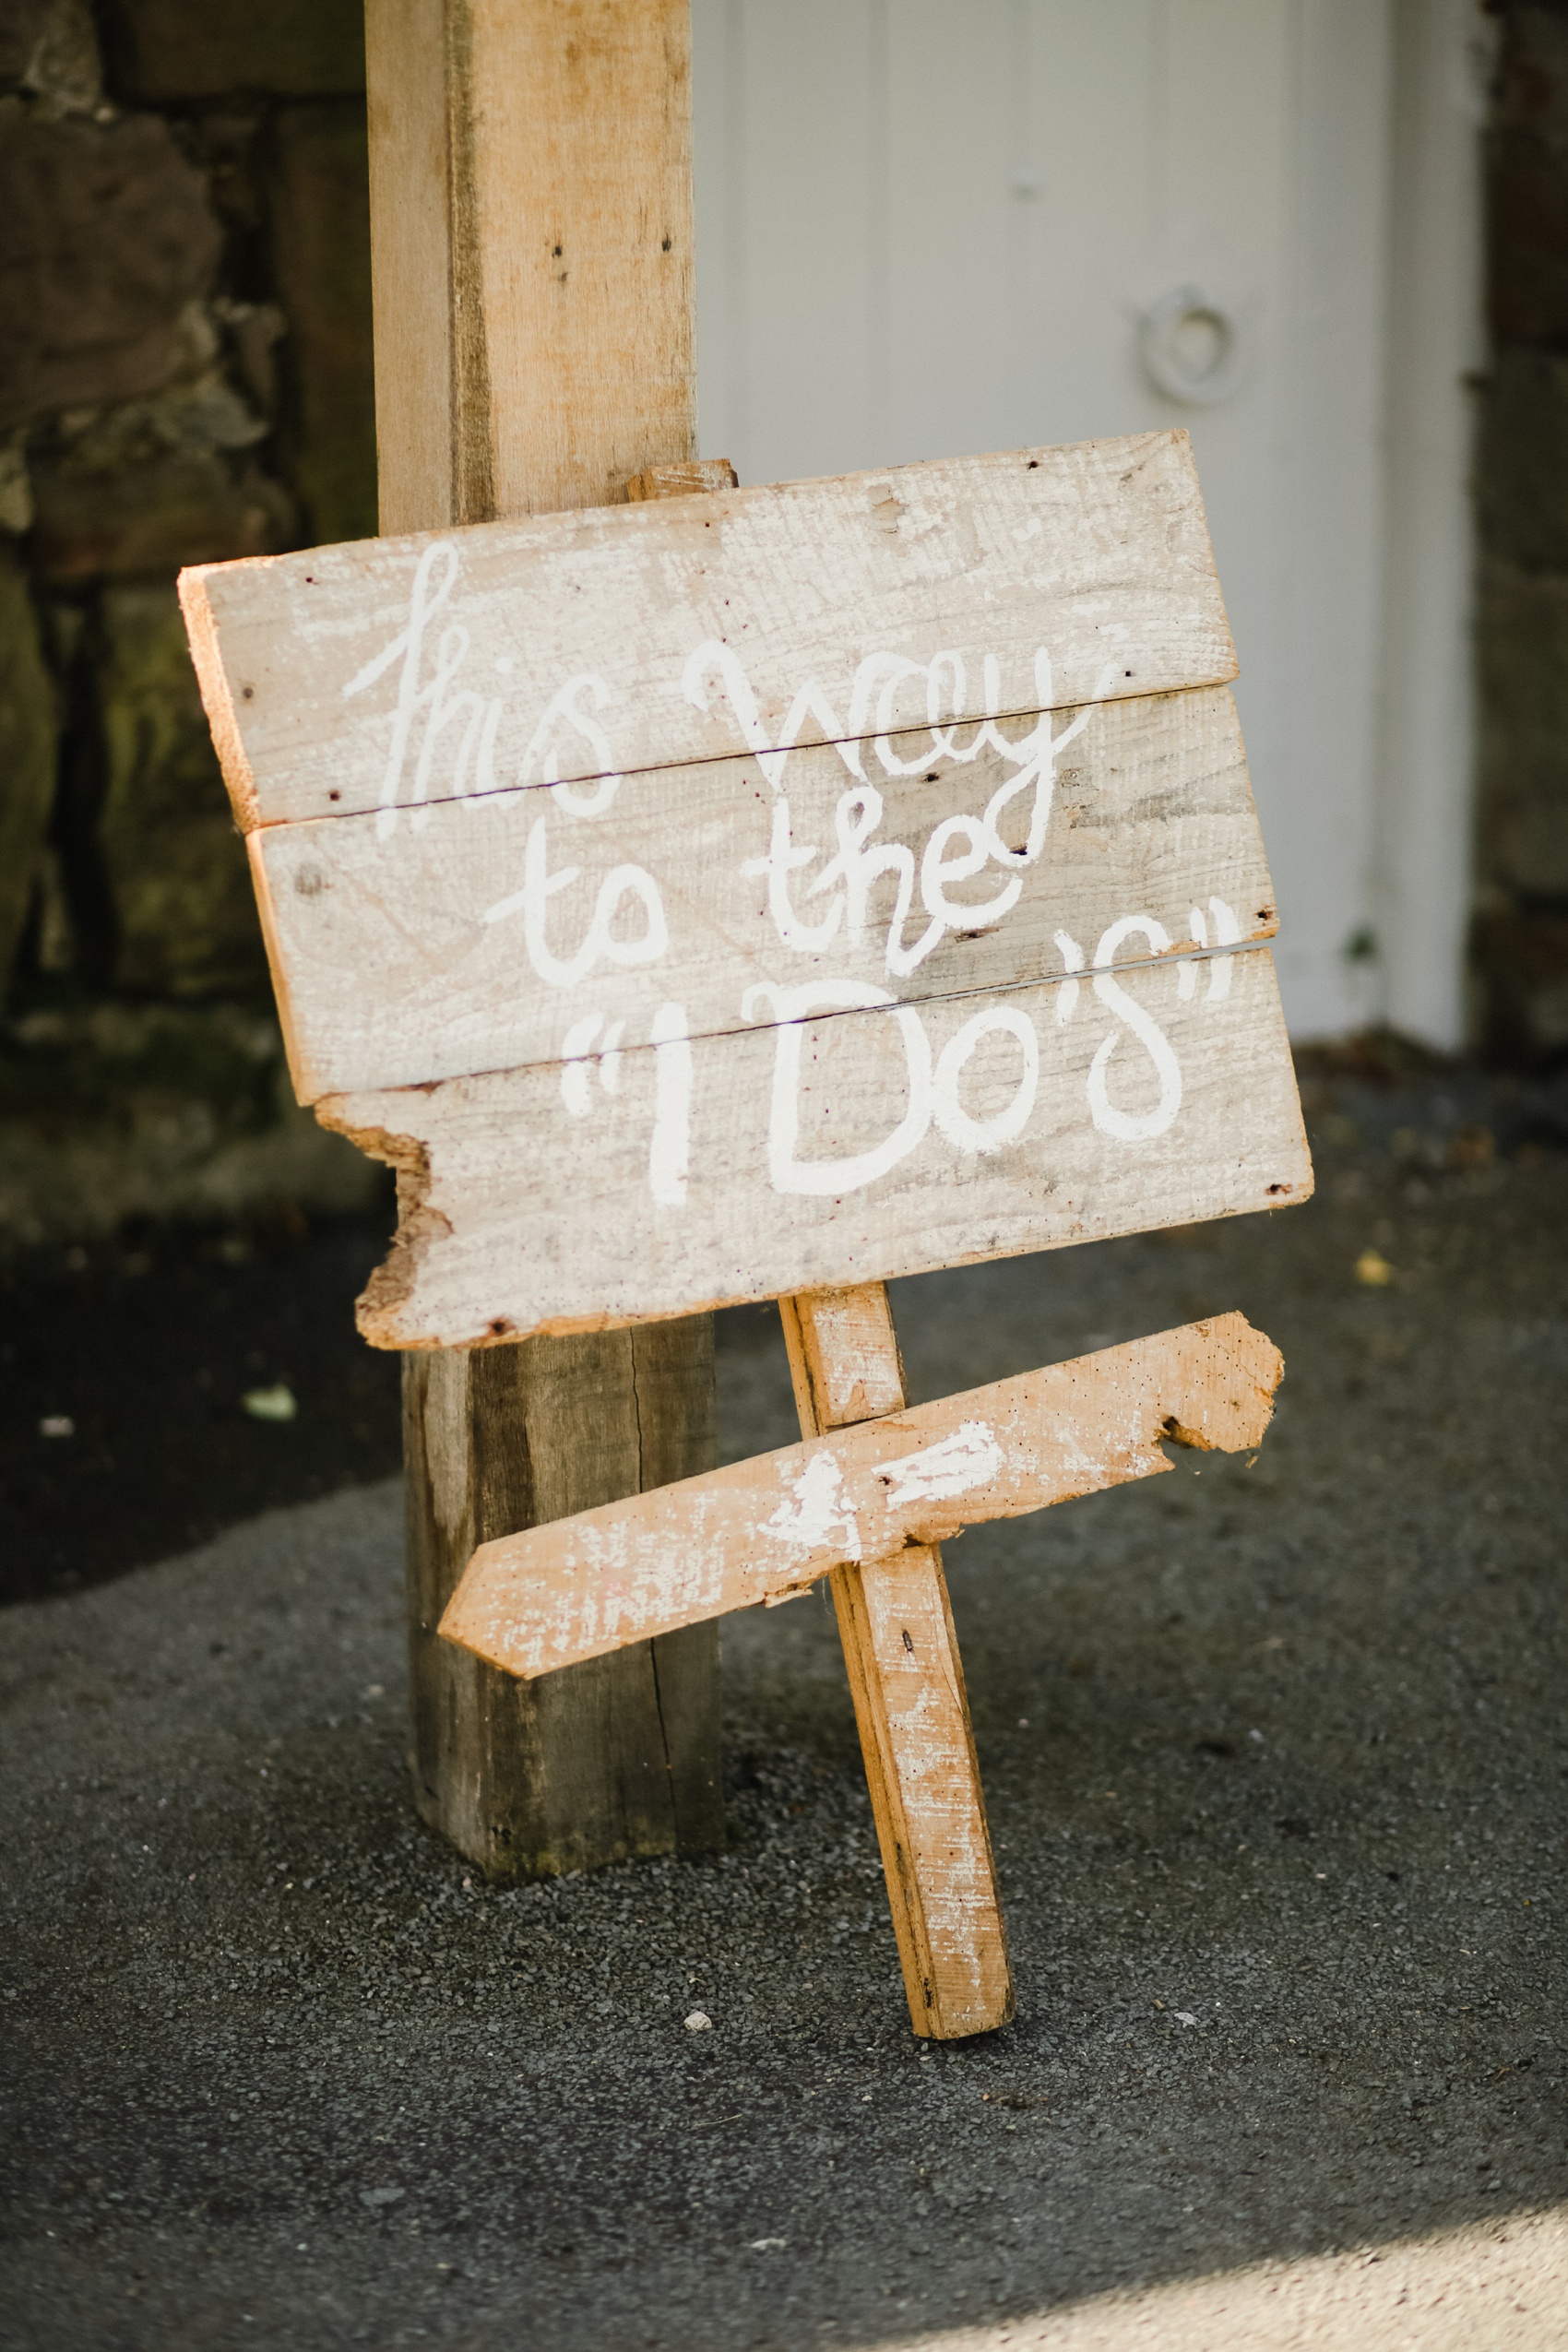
[441,1313,1282,1675]
[828,1538,1008,2038]
[325,945,1312,1350]
[178,430,1236,833]
[782,1282,907,1428]
[365,0,696,535]
[781,1283,1011,2040]
[364,0,723,1882]
[249,683,1277,1105]
[404,1315,722,1876]
[625,459,738,502]
[364,0,457,537]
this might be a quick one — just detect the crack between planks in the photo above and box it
[314,936,1269,1114]
[240,682,1231,832]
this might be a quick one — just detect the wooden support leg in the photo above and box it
[404,1322,723,1877]
[366,0,725,1876]
[779,1287,1014,2037]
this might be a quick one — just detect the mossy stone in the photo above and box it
[96,582,267,997]
[0,546,56,995]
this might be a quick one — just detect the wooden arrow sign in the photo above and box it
[443,1313,1283,1678]
[445,1307,1281,2039]
[180,432,1313,2040]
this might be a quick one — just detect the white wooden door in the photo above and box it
[693,1,1464,1042]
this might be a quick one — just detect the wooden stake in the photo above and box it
[779,1285,1014,2038]
[366,0,724,1874]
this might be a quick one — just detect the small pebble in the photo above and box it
[243,1384,297,1423]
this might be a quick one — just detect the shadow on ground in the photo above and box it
[1,1062,1565,2347]
[0,1204,401,1606]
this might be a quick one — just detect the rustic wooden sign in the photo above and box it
[181,430,1312,2039]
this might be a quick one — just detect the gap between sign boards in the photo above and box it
[249,679,1276,1107]
[239,697,1217,834]
[300,939,1264,1094]
[322,944,1313,1352]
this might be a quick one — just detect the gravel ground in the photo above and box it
[2,1059,1565,2349]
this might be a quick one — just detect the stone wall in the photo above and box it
[0,0,381,1242]
[1478,1,1568,1061]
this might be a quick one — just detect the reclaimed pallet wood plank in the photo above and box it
[825,1536,1009,2038]
[325,945,1311,1349]
[178,430,1236,833]
[249,682,1276,1104]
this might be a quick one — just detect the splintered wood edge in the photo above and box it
[312,1101,451,1336]
[325,1070,1313,1353]
[334,1152,1311,1356]
[178,563,260,834]
[625,457,738,501]
[315,1098,646,1348]
[1174,1313,1283,1449]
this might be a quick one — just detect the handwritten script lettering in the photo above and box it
[341,545,1253,1206]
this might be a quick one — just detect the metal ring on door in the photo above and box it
[1138,285,1248,407]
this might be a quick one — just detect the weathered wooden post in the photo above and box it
[362,0,724,1874]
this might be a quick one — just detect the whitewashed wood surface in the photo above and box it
[180,431,1235,833]
[442,1313,1283,1677]
[327,945,1311,1349]
[253,683,1275,1101]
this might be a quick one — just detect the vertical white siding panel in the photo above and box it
[1375,0,1491,1051]
[1022,0,1160,442]
[751,0,881,485]
[691,0,745,465]
[694,0,882,485]
[1154,2,1295,926]
[882,0,1016,463]
[1271,0,1396,1036]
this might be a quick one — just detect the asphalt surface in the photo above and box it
[2,1058,1565,2349]
[0,1200,401,1607]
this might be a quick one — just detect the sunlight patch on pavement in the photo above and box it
[874,2206,1568,2352]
